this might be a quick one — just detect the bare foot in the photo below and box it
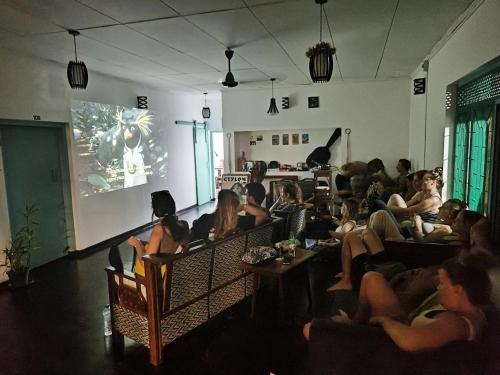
[327,278,352,292]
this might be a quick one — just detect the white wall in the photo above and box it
[222,79,411,177]
[408,66,428,172]
[0,48,221,266]
[410,0,500,169]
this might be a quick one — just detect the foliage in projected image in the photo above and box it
[71,100,168,197]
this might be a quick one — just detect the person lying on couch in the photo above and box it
[304,255,491,352]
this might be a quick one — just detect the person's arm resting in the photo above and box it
[375,313,467,352]
[244,204,268,225]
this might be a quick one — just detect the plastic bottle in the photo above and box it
[103,304,112,336]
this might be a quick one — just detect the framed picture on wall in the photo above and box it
[302,133,309,144]
[282,134,289,145]
[292,133,299,145]
[272,134,279,145]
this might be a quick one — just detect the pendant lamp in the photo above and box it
[267,78,279,115]
[306,0,335,83]
[202,92,211,119]
[67,30,88,89]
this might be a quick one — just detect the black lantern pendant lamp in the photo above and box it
[67,30,88,89]
[202,92,211,119]
[267,78,279,115]
[306,0,335,83]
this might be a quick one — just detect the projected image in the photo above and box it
[71,100,168,197]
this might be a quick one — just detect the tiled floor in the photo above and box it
[0,201,336,375]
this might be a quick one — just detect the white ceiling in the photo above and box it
[0,0,475,93]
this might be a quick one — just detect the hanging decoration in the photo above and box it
[202,92,211,119]
[306,0,335,83]
[67,30,88,89]
[267,78,279,115]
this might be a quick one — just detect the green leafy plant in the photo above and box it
[305,41,336,58]
[1,204,38,275]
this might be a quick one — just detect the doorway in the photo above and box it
[0,122,74,268]
[210,131,224,199]
[193,124,211,206]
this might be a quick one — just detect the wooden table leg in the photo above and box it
[278,276,285,320]
[305,265,312,313]
[251,274,259,319]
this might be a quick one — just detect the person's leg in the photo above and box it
[361,228,385,255]
[368,210,404,241]
[327,232,367,292]
[387,194,407,208]
[353,271,405,324]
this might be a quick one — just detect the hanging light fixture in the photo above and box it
[67,30,88,89]
[306,0,335,83]
[202,92,211,119]
[267,78,279,115]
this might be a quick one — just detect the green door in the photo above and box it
[194,125,211,205]
[1,124,70,267]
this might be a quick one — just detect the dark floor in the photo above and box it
[0,202,341,375]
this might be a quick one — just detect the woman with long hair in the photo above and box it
[191,189,254,241]
[213,189,241,240]
[128,190,189,276]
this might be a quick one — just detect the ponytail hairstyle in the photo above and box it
[151,190,187,242]
[214,189,240,239]
[429,167,444,189]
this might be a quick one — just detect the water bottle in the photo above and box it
[102,304,112,336]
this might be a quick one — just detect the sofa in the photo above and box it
[105,218,280,366]
[306,240,500,375]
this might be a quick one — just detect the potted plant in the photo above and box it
[1,204,38,288]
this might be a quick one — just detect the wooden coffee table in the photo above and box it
[241,248,317,320]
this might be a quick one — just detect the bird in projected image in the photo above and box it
[96,108,152,187]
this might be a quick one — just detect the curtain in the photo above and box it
[467,106,493,211]
[452,113,468,201]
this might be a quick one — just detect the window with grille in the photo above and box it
[451,67,500,213]
[452,106,493,213]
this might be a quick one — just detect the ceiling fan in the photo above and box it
[222,49,238,88]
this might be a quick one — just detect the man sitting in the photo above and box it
[244,182,270,225]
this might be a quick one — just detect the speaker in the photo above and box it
[413,78,426,95]
[137,96,148,109]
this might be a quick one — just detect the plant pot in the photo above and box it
[7,268,32,289]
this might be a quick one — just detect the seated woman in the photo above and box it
[269,181,303,212]
[128,190,189,277]
[387,169,443,222]
[191,189,254,241]
[319,198,359,245]
[305,255,491,353]
[327,228,389,292]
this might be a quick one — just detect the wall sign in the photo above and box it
[308,96,319,108]
[221,173,250,190]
